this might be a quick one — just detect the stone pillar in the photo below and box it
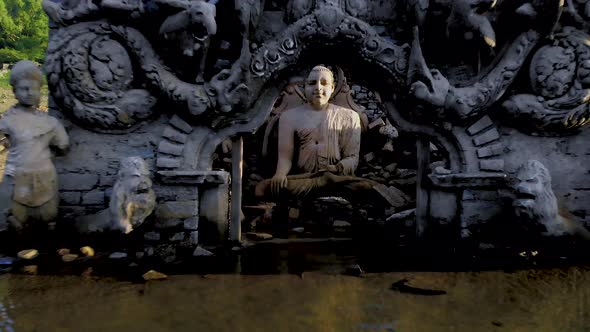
[158,170,230,246]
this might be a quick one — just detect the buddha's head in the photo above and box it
[305,65,335,110]
[10,60,43,108]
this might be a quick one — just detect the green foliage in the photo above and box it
[0,48,27,64]
[0,0,48,63]
[0,71,9,88]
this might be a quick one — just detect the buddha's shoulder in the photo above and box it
[331,104,359,117]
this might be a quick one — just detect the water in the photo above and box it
[1,267,590,331]
[0,239,589,332]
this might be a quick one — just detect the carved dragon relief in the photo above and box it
[43,0,589,140]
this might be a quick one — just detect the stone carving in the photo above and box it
[409,0,563,123]
[0,61,70,230]
[255,66,408,207]
[42,0,226,130]
[78,156,156,233]
[511,160,590,237]
[502,27,590,133]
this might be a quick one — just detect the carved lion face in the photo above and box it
[512,160,559,232]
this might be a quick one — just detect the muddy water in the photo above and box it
[0,266,588,332]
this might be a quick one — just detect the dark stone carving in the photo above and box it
[502,27,590,133]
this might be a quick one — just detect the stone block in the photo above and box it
[155,201,199,219]
[156,157,182,169]
[169,115,193,134]
[183,217,199,230]
[60,192,81,205]
[144,232,161,241]
[162,127,188,144]
[187,231,199,245]
[473,128,500,146]
[155,218,184,229]
[476,144,503,158]
[82,190,105,205]
[169,232,184,242]
[99,175,117,187]
[467,116,493,136]
[59,173,99,191]
[158,141,184,156]
[157,187,198,201]
[479,159,505,172]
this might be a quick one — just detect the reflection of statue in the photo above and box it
[256,66,406,205]
[77,156,156,234]
[512,160,590,237]
[0,61,70,230]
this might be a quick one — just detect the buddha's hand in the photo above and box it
[270,175,287,195]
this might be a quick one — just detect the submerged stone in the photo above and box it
[17,249,38,260]
[142,270,168,281]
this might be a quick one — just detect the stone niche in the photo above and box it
[37,0,590,256]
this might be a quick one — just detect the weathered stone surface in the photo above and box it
[59,173,98,191]
[479,159,505,172]
[476,144,503,158]
[183,217,199,230]
[155,201,199,219]
[82,190,105,206]
[162,127,188,144]
[144,232,161,241]
[467,116,493,136]
[158,141,184,156]
[158,171,230,185]
[246,232,273,241]
[156,157,182,169]
[193,247,214,256]
[169,232,184,242]
[169,115,193,134]
[473,129,501,147]
[187,231,199,245]
[61,192,81,205]
[156,187,198,201]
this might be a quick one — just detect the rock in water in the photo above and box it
[142,270,168,281]
[109,252,128,259]
[62,254,79,262]
[80,246,95,257]
[17,249,38,260]
[193,247,214,257]
[245,232,273,241]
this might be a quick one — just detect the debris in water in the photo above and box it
[80,246,95,257]
[109,252,127,259]
[56,248,70,256]
[62,254,79,262]
[17,249,38,260]
[390,279,447,296]
[143,270,168,281]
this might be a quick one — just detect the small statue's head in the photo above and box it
[10,60,43,108]
[305,65,335,109]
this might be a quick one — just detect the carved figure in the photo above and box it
[0,61,70,230]
[256,66,407,206]
[110,156,156,233]
[512,160,590,237]
[77,157,156,233]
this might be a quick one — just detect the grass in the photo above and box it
[0,71,49,113]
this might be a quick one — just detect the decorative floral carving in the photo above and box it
[502,27,590,133]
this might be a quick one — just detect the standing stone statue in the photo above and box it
[256,65,408,207]
[0,61,69,231]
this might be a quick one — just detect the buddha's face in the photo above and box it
[305,69,334,109]
[13,79,41,108]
